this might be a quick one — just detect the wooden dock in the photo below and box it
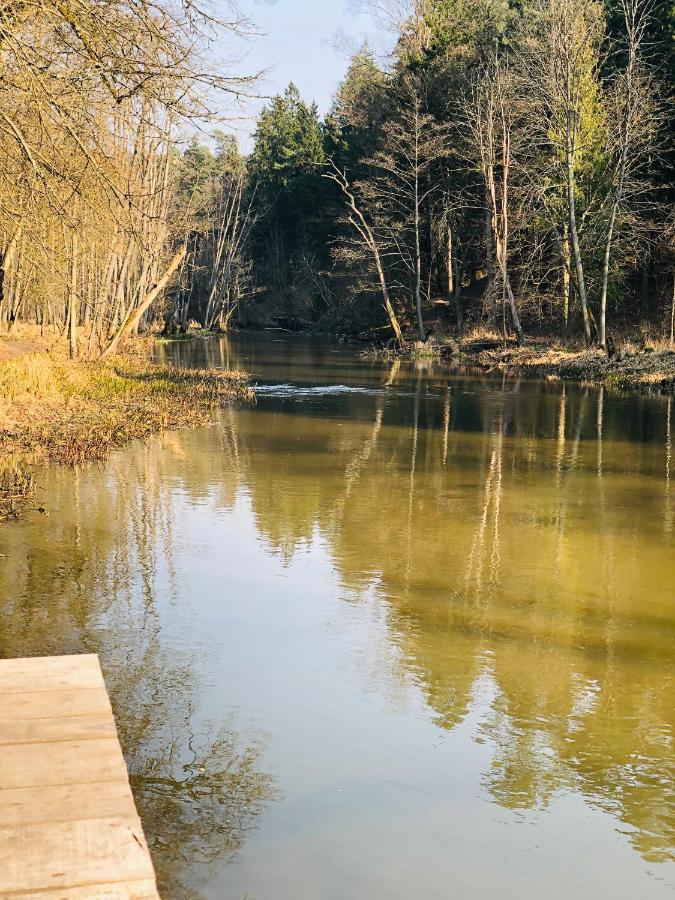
[0,654,159,899]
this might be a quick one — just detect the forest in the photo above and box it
[0,0,674,354]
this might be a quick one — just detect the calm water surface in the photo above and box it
[1,332,674,899]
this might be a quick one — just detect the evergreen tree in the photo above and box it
[326,44,390,167]
[248,84,329,311]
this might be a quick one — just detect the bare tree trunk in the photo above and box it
[0,222,22,330]
[414,166,425,341]
[484,186,494,297]
[69,229,79,359]
[219,306,235,333]
[101,245,186,359]
[598,203,618,349]
[598,0,642,350]
[566,108,591,344]
[447,221,454,298]
[670,272,674,350]
[504,278,523,344]
[7,240,25,334]
[410,106,425,341]
[376,251,404,347]
[476,64,523,344]
[499,112,523,345]
[325,164,404,347]
[562,224,571,336]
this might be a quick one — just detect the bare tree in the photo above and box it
[522,0,606,344]
[102,245,187,358]
[0,0,257,351]
[598,0,656,349]
[324,161,404,346]
[352,74,447,340]
[197,169,258,332]
[468,57,524,343]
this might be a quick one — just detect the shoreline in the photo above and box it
[0,342,253,521]
[4,329,672,520]
[147,326,675,392]
[468,342,675,392]
[362,337,675,393]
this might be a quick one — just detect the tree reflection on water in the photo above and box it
[1,340,674,892]
[0,446,276,897]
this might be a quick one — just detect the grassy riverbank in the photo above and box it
[365,332,675,392]
[466,339,675,391]
[0,341,253,520]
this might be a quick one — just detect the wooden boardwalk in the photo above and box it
[0,654,159,899]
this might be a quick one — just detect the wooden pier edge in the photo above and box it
[0,654,160,899]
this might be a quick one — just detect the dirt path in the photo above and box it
[0,338,41,361]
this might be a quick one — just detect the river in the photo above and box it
[1,332,674,899]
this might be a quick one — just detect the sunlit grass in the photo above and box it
[0,347,254,516]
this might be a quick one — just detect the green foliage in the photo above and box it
[424,0,522,58]
[326,44,390,165]
[249,84,325,187]
[176,134,246,225]
[247,84,332,313]
[176,139,220,214]
[213,131,246,176]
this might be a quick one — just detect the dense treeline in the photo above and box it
[232,0,674,348]
[1,0,673,352]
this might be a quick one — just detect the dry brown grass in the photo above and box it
[360,322,675,392]
[0,344,253,518]
[473,342,675,390]
[0,351,253,462]
[460,325,508,345]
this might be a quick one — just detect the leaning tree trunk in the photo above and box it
[504,277,523,345]
[374,248,404,348]
[101,246,186,359]
[325,164,404,347]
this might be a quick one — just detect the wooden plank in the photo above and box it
[0,654,159,899]
[0,738,128,790]
[0,654,104,694]
[0,817,156,893]
[0,687,112,721]
[0,781,137,827]
[0,714,117,745]
[8,880,160,899]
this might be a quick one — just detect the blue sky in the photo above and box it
[224,0,393,149]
